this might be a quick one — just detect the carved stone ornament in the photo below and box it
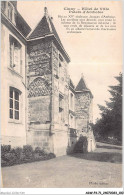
[28,77,51,98]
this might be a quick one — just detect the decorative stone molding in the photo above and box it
[28,77,51,97]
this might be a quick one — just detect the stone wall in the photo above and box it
[51,43,69,156]
[52,43,69,127]
[1,135,26,148]
[75,92,92,132]
[1,23,27,147]
[27,40,52,150]
[53,131,68,156]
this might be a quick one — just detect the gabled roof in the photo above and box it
[75,74,93,98]
[27,16,51,39]
[27,7,70,63]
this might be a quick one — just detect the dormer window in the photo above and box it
[1,1,6,12]
[9,35,22,74]
[1,2,15,24]
[8,2,13,21]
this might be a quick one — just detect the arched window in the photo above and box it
[9,35,22,74]
[9,87,21,120]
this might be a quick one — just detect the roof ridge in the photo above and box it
[47,16,53,33]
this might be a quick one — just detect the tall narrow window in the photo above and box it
[70,115,73,128]
[9,35,22,74]
[59,53,63,80]
[59,54,63,62]
[9,87,20,120]
[59,94,64,122]
[70,93,73,110]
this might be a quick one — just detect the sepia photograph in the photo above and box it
[1,0,123,191]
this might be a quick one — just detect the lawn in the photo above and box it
[1,142,122,188]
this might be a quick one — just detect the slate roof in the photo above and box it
[75,77,88,91]
[75,75,93,98]
[15,12,31,37]
[27,16,50,39]
[27,14,62,47]
[27,8,63,46]
[27,7,70,62]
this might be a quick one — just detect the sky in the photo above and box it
[17,1,122,122]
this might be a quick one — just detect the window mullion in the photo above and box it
[12,42,14,67]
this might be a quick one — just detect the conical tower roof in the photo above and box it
[75,74,93,97]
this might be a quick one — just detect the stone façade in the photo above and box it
[26,8,95,156]
[27,36,70,155]
[1,2,96,156]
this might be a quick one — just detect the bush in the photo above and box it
[23,145,33,159]
[1,144,56,167]
[1,159,6,167]
[47,153,56,159]
[14,147,23,159]
[1,145,11,153]
[3,151,17,166]
[73,136,88,153]
[34,147,42,153]
[34,147,46,156]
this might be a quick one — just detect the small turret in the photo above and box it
[75,73,93,132]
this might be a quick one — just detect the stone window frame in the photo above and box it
[59,54,64,62]
[58,53,64,80]
[70,92,74,111]
[9,87,22,122]
[9,35,22,75]
[59,93,64,122]
[70,114,73,128]
[69,113,75,129]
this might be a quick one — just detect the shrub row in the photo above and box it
[1,145,56,167]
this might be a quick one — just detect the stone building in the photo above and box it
[1,1,31,147]
[1,1,96,156]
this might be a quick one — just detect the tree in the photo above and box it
[93,73,122,143]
